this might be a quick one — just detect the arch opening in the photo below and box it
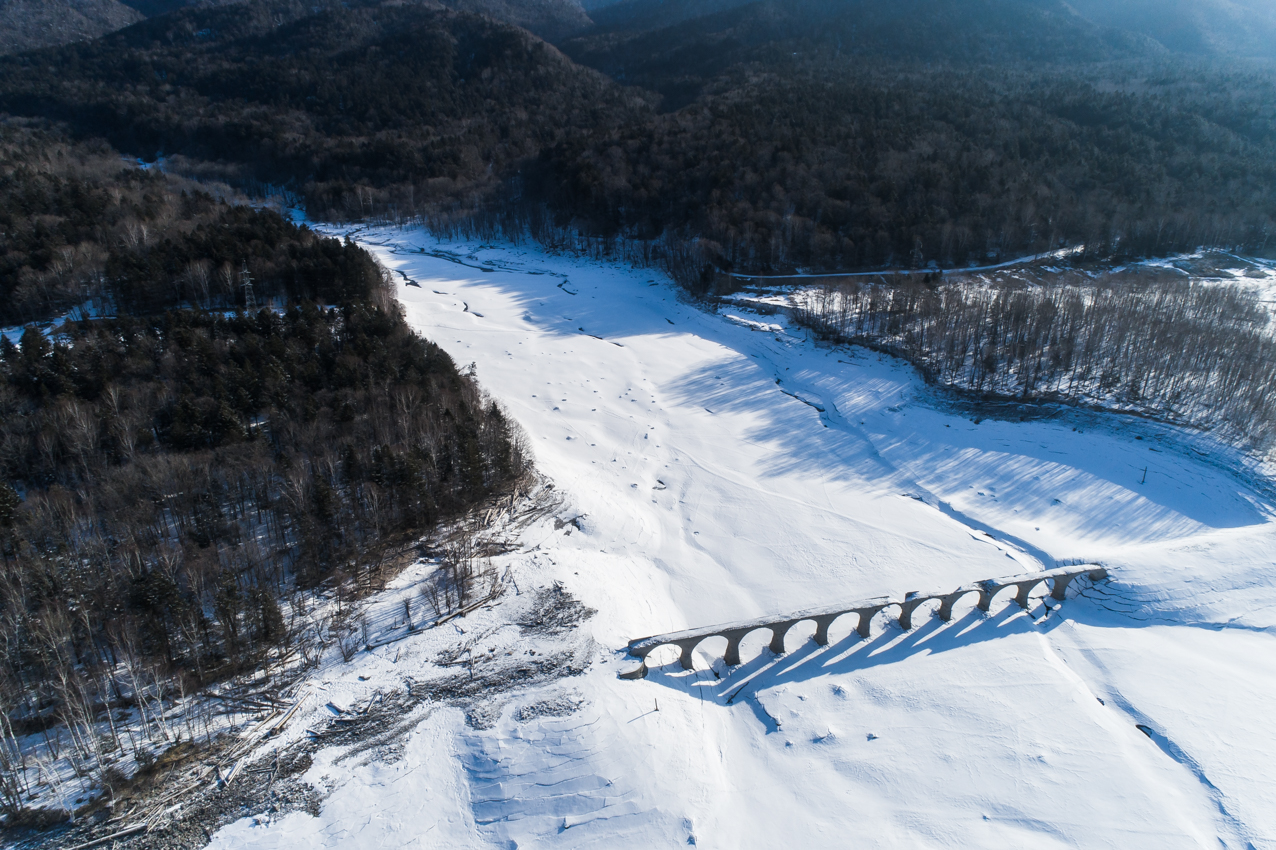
[779,618,819,653]
[938,587,982,622]
[642,643,683,671]
[814,611,856,646]
[899,596,943,630]
[687,634,729,670]
[732,626,777,667]
[982,583,1022,613]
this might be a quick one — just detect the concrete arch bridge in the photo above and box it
[621,565,1107,680]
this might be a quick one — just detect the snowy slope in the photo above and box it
[209,228,1276,850]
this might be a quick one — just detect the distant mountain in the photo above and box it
[585,0,753,32]
[116,0,202,17]
[0,0,590,57]
[1064,0,1276,59]
[579,0,1276,61]
[564,0,1163,103]
[0,0,143,54]
[443,0,591,40]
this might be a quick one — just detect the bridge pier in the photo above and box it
[723,630,748,666]
[898,593,942,630]
[976,584,997,612]
[769,621,796,654]
[853,602,893,638]
[936,587,980,621]
[812,614,840,646]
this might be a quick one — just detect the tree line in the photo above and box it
[794,265,1276,453]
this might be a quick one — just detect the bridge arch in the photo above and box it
[772,617,825,654]
[937,587,982,621]
[812,611,850,646]
[898,594,945,630]
[637,639,687,670]
[981,576,1048,612]
[723,625,782,666]
[620,568,1108,679]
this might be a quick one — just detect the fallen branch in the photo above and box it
[63,823,148,850]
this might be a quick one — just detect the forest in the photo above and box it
[0,122,526,816]
[0,0,645,224]
[0,122,390,325]
[1,0,1274,274]
[793,264,1276,453]
[533,62,1276,275]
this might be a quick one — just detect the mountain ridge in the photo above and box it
[0,0,143,55]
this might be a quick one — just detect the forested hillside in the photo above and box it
[0,123,525,811]
[548,0,1276,273]
[2,0,1274,274]
[532,62,1276,276]
[565,0,1162,101]
[0,0,645,222]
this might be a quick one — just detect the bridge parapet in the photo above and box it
[621,565,1107,679]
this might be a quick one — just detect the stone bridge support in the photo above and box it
[936,587,982,622]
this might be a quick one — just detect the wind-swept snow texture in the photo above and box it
[210,229,1276,850]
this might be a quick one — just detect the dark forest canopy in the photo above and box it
[550,0,1276,270]
[0,0,646,221]
[530,62,1276,274]
[1,0,1274,272]
[566,0,1167,102]
[0,124,526,784]
[0,124,386,326]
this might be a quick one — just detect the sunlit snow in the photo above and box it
[209,227,1276,850]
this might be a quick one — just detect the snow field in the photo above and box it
[209,228,1276,850]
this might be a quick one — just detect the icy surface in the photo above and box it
[209,229,1276,849]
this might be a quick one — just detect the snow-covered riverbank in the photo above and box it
[209,227,1276,850]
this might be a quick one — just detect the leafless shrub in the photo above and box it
[419,521,505,621]
[336,617,365,663]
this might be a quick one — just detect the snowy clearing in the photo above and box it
[207,228,1276,850]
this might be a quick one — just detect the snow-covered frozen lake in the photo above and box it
[210,229,1276,849]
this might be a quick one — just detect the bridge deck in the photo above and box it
[625,565,1107,662]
